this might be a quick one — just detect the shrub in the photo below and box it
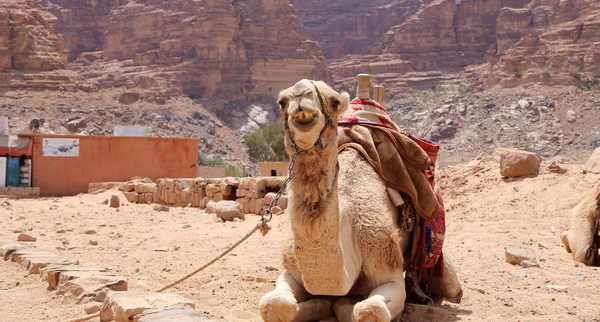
[244,123,287,162]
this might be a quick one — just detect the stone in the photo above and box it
[505,244,537,266]
[518,99,530,109]
[152,247,169,252]
[430,124,457,141]
[89,239,98,246]
[41,265,108,289]
[547,161,567,174]
[153,205,169,212]
[582,148,600,173]
[566,110,577,123]
[215,201,244,222]
[137,307,215,322]
[499,149,541,177]
[17,233,37,242]
[85,302,103,315]
[100,291,195,322]
[276,196,288,210]
[520,260,540,268]
[205,200,216,214]
[110,195,120,208]
[271,206,284,216]
[85,229,97,235]
[57,273,128,299]
[118,92,140,105]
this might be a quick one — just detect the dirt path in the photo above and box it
[0,158,599,321]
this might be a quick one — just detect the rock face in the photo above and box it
[499,149,541,177]
[0,0,92,91]
[316,0,600,92]
[37,0,329,102]
[290,0,421,59]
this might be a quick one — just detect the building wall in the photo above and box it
[197,165,227,178]
[259,162,289,176]
[31,134,198,196]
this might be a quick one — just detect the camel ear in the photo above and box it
[330,92,349,115]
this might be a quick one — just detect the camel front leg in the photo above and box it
[353,278,406,322]
[260,271,333,322]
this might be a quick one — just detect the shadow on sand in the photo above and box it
[399,303,473,322]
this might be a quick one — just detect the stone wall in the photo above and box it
[118,176,288,215]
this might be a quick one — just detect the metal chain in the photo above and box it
[261,151,299,223]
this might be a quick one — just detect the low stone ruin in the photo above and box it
[112,176,289,215]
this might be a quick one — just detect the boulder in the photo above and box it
[205,200,216,214]
[215,201,244,221]
[582,148,600,173]
[499,149,541,177]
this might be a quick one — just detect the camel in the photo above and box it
[561,183,600,266]
[259,79,462,322]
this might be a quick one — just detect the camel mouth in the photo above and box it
[291,113,317,127]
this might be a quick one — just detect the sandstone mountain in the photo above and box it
[295,0,600,95]
[0,0,92,91]
[0,0,599,164]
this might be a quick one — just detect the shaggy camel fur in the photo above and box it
[259,80,462,322]
[561,183,600,266]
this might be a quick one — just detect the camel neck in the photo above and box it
[288,147,338,222]
[286,146,361,295]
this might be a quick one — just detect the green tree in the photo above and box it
[244,123,288,162]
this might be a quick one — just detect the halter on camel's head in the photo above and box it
[278,79,349,154]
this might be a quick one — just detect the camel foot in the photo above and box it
[353,297,392,322]
[259,290,298,322]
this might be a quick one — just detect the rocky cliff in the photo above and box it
[295,0,600,94]
[37,0,328,101]
[0,0,91,91]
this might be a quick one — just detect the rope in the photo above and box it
[65,220,271,322]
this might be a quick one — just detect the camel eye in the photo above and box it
[278,100,288,110]
[330,99,340,111]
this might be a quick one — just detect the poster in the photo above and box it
[0,117,8,135]
[42,138,80,157]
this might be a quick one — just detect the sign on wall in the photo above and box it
[42,138,80,157]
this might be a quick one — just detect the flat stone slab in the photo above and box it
[100,291,195,322]
[41,265,109,289]
[0,243,28,260]
[57,273,127,300]
[137,307,215,322]
[16,252,75,274]
[10,248,56,263]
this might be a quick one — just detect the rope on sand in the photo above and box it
[65,220,271,322]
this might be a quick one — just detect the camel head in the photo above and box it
[278,79,349,153]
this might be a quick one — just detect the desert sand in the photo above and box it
[0,157,599,322]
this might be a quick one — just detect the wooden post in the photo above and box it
[356,74,371,99]
[373,85,385,104]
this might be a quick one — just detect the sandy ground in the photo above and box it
[1,157,600,322]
